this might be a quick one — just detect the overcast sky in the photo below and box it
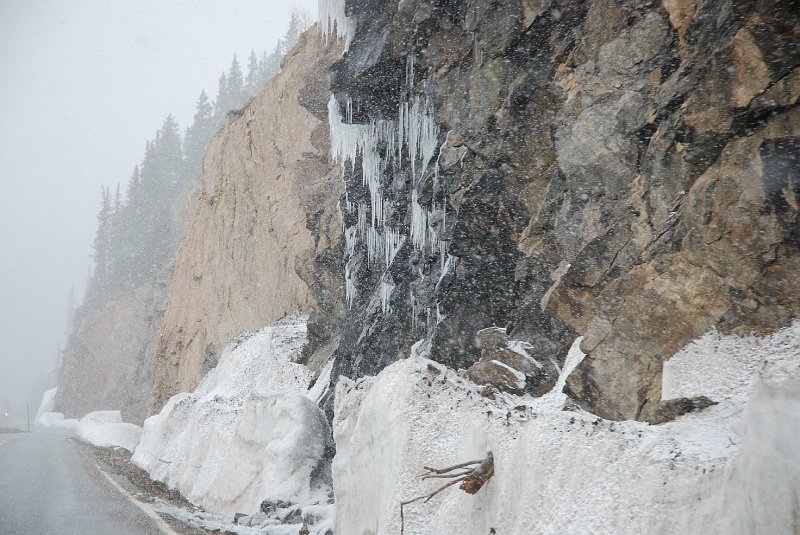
[0,0,318,415]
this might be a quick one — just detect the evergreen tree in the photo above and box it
[281,10,303,55]
[246,50,260,95]
[227,54,245,110]
[214,71,229,122]
[88,186,112,302]
[184,90,215,178]
[107,182,124,286]
[259,48,281,88]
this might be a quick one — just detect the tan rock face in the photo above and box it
[149,28,344,414]
[55,270,169,424]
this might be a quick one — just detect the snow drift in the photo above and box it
[36,412,79,429]
[332,322,800,534]
[35,387,57,422]
[76,410,142,451]
[35,387,80,429]
[133,314,334,532]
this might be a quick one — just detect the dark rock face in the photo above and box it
[466,327,559,395]
[646,396,718,425]
[318,0,799,420]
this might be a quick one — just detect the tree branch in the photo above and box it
[400,451,494,534]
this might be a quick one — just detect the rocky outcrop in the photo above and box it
[465,326,558,395]
[55,268,169,424]
[319,0,799,420]
[149,28,345,413]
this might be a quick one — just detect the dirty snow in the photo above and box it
[332,322,800,534]
[132,314,334,534]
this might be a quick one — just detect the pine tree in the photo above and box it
[214,71,229,122]
[259,47,281,87]
[88,186,112,302]
[184,90,215,178]
[227,54,245,110]
[282,10,303,54]
[246,49,260,95]
[107,182,124,287]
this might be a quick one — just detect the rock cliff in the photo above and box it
[149,28,345,413]
[318,0,799,421]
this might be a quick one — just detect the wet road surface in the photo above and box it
[0,427,165,535]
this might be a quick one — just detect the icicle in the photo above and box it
[400,96,439,183]
[384,227,404,268]
[319,0,355,49]
[345,258,358,309]
[410,190,427,250]
[366,226,382,266]
[406,54,416,89]
[437,253,454,288]
[344,226,358,258]
[357,202,367,235]
[411,292,417,332]
[436,303,445,325]
[380,273,395,314]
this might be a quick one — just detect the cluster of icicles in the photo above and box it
[328,57,454,322]
[319,0,354,49]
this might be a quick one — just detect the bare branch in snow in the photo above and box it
[400,451,494,534]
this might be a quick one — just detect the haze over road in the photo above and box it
[0,428,163,534]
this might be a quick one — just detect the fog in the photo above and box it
[0,0,317,418]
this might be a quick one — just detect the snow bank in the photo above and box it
[35,387,57,423]
[76,410,142,451]
[332,322,800,534]
[133,314,334,533]
[36,412,80,429]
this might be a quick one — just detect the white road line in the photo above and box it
[95,465,181,535]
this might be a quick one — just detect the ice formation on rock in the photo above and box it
[319,0,355,49]
[328,59,452,323]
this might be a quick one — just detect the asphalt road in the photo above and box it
[0,427,165,535]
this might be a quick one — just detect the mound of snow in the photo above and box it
[76,410,142,451]
[35,387,58,424]
[133,314,334,532]
[332,322,800,535]
[36,412,79,429]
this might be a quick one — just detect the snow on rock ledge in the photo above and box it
[133,314,334,529]
[332,323,800,534]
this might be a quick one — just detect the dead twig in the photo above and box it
[400,452,494,534]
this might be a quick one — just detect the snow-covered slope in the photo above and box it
[332,323,800,535]
[133,314,334,532]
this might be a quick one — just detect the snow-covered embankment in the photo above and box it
[333,323,800,534]
[132,314,334,532]
[35,387,79,429]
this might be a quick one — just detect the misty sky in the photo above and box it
[0,0,318,414]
